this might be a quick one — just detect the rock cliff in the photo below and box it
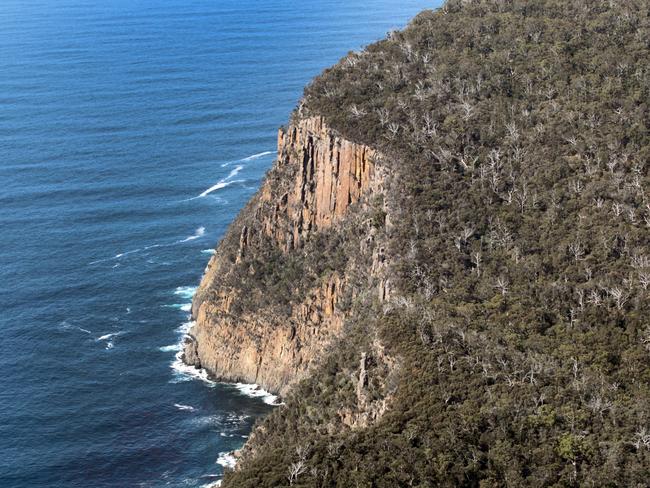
[182,116,385,396]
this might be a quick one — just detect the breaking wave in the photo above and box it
[89,229,204,265]
[197,180,237,197]
[226,165,243,179]
[201,480,222,488]
[196,164,246,198]
[233,383,282,406]
[164,303,192,312]
[96,331,122,341]
[242,150,273,161]
[221,150,274,167]
[176,320,195,335]
[174,403,196,412]
[177,226,206,243]
[174,285,198,300]
[170,350,215,386]
[216,452,237,469]
[59,321,91,335]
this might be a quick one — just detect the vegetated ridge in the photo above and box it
[184,1,650,486]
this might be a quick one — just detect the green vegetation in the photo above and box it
[222,0,649,485]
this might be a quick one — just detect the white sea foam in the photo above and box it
[233,383,282,406]
[164,303,192,312]
[199,179,245,198]
[242,150,273,161]
[96,331,121,341]
[220,150,274,167]
[201,480,222,488]
[178,226,206,243]
[89,241,166,265]
[227,165,243,179]
[170,350,215,385]
[216,452,237,469]
[176,320,195,335]
[174,286,198,300]
[159,344,182,352]
[200,181,230,195]
[114,248,144,259]
[197,161,247,198]
[201,249,216,255]
[105,341,114,350]
[167,317,283,410]
[174,403,196,411]
[59,321,92,334]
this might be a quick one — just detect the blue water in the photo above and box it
[0,1,439,486]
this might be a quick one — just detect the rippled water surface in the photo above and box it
[0,1,440,486]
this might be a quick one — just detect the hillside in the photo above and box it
[184,0,650,486]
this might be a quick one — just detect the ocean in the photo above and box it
[0,1,439,486]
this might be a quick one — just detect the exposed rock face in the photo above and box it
[257,116,377,252]
[274,116,376,248]
[183,116,383,396]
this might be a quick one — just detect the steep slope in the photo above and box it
[188,1,650,486]
[184,116,389,395]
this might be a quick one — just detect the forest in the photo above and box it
[221,0,649,486]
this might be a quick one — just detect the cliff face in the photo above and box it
[183,116,383,395]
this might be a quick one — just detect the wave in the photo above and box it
[167,319,282,409]
[198,178,245,198]
[164,303,192,312]
[176,320,195,335]
[159,344,181,352]
[89,230,201,265]
[59,321,92,335]
[201,480,222,488]
[226,165,243,180]
[220,150,274,167]
[198,181,234,197]
[170,350,215,386]
[174,285,198,300]
[216,452,237,469]
[174,403,196,412]
[96,331,122,341]
[177,226,206,243]
[233,383,282,406]
[113,249,138,259]
[201,249,216,255]
[89,247,146,265]
[242,150,273,161]
[196,162,246,198]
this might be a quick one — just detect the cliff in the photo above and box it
[183,116,387,395]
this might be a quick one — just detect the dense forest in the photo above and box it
[221,0,649,486]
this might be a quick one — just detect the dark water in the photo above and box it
[0,1,439,486]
